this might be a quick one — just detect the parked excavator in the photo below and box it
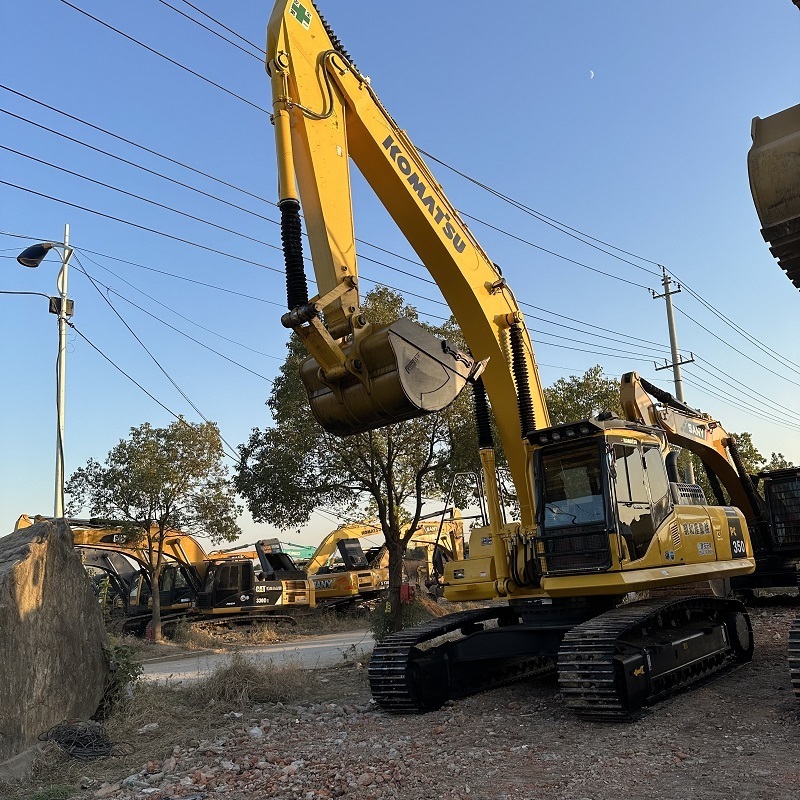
[264,0,767,719]
[302,521,389,607]
[620,372,800,595]
[404,512,466,595]
[14,515,314,635]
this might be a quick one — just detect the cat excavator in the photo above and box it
[265,0,760,719]
[14,515,314,635]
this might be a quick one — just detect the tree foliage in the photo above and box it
[66,419,241,640]
[678,430,795,503]
[543,365,622,425]
[236,288,475,632]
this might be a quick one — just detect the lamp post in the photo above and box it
[17,224,74,518]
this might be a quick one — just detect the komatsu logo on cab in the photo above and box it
[382,135,467,254]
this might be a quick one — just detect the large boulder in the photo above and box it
[0,520,109,776]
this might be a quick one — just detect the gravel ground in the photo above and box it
[29,608,800,800]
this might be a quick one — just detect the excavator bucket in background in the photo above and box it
[748,102,800,290]
[299,316,486,437]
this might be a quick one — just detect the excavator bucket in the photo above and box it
[748,103,800,290]
[299,316,486,436]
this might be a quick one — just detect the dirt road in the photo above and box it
[85,607,800,799]
[142,630,374,683]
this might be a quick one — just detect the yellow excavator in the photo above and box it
[265,0,761,719]
[302,521,389,607]
[302,511,463,606]
[621,372,800,593]
[15,515,314,635]
[404,512,466,595]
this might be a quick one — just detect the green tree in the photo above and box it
[544,365,622,424]
[236,287,473,633]
[678,431,793,503]
[66,420,241,641]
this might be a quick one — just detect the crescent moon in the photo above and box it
[589,70,595,79]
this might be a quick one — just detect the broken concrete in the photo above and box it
[0,520,109,775]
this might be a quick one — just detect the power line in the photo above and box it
[69,322,183,422]
[683,367,800,429]
[154,0,264,61]
[680,374,800,434]
[673,303,800,389]
[57,0,269,114]
[78,252,280,360]
[173,0,266,55]
[1,144,288,257]
[460,211,653,290]
[75,255,241,460]
[0,84,274,206]
[0,181,285,274]
[421,147,662,277]
[73,260,277,381]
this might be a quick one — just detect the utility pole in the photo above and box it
[16,223,74,518]
[652,266,696,483]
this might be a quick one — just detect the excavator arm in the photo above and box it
[266,1,549,526]
[620,372,766,524]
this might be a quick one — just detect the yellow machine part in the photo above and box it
[748,102,800,290]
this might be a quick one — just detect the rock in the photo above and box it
[137,722,160,734]
[247,726,264,738]
[0,519,108,772]
[94,783,121,798]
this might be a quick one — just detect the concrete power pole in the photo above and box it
[653,267,696,483]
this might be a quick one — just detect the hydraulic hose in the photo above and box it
[703,463,727,506]
[638,375,699,416]
[509,323,536,439]
[727,437,766,522]
[472,377,494,450]
[280,199,309,310]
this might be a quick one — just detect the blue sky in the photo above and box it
[2,1,799,545]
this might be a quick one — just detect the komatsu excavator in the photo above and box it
[15,515,314,635]
[265,0,760,719]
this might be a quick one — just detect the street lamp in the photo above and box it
[16,223,74,519]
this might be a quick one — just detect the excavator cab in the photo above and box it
[530,415,746,580]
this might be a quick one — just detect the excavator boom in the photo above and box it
[267,0,549,527]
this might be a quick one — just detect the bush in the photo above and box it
[96,638,144,718]
[189,652,317,706]
[367,596,438,643]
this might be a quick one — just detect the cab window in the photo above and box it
[613,444,654,559]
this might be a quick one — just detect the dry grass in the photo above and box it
[187,651,320,706]
[0,646,369,800]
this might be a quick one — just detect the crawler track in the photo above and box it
[790,611,800,700]
[559,596,752,721]
[369,607,555,713]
